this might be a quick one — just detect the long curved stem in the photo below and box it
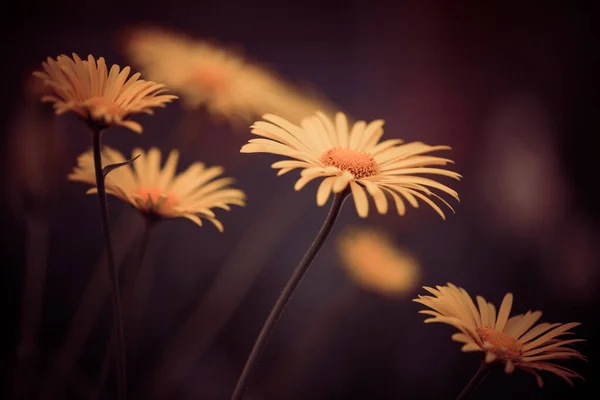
[92,128,127,400]
[230,189,350,400]
[455,362,491,400]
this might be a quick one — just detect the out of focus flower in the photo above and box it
[242,111,460,218]
[33,54,177,133]
[68,147,245,230]
[337,227,419,297]
[415,283,585,387]
[123,26,331,124]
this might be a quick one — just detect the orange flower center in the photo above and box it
[476,326,523,360]
[191,63,230,92]
[134,187,178,213]
[320,147,380,179]
[85,96,125,117]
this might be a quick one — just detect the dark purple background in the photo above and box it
[1,1,599,399]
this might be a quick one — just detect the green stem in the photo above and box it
[230,189,350,400]
[91,128,127,400]
[455,362,492,400]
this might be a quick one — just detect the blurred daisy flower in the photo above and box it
[123,26,331,124]
[33,53,177,133]
[68,147,245,230]
[337,227,419,297]
[415,283,585,387]
[241,111,460,218]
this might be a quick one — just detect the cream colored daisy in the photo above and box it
[241,111,460,218]
[68,147,245,230]
[123,26,331,124]
[415,283,585,387]
[33,53,177,133]
[337,227,419,297]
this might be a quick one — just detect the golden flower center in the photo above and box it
[320,147,380,179]
[134,187,178,212]
[191,63,230,92]
[476,326,523,359]
[85,96,125,117]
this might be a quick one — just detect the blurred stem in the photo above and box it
[230,189,350,400]
[136,185,309,400]
[91,127,127,400]
[93,217,155,400]
[455,362,491,400]
[13,214,50,400]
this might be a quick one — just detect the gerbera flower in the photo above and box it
[415,283,585,387]
[123,26,331,124]
[241,111,460,218]
[33,53,177,133]
[337,227,419,297]
[68,147,245,230]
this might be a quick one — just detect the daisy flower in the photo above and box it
[241,111,460,218]
[68,147,245,230]
[415,283,585,387]
[337,227,419,297]
[123,26,330,124]
[33,53,177,133]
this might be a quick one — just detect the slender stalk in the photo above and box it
[38,209,140,400]
[136,185,308,400]
[123,217,156,350]
[455,362,492,400]
[230,189,350,400]
[93,217,155,400]
[91,128,127,400]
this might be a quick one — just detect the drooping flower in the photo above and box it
[33,53,177,133]
[337,227,419,297]
[123,26,331,124]
[68,147,245,230]
[241,111,460,218]
[415,283,585,387]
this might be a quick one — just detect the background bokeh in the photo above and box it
[1,0,599,399]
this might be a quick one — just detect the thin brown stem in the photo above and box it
[91,128,127,400]
[135,185,308,400]
[92,217,155,400]
[455,362,492,400]
[230,189,350,400]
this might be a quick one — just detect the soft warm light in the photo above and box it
[337,227,419,296]
[124,26,332,124]
[189,63,231,93]
[133,187,178,213]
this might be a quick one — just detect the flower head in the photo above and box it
[68,147,245,230]
[123,27,330,124]
[415,283,585,387]
[337,227,419,297]
[34,53,177,133]
[241,111,460,218]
